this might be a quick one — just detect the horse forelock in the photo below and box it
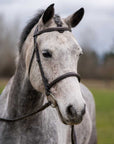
[54,14,63,27]
[18,10,63,54]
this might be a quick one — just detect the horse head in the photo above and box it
[24,4,86,125]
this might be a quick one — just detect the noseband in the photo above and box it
[0,26,80,144]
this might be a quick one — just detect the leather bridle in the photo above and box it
[0,26,80,144]
[29,26,80,97]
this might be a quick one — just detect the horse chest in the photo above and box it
[0,109,71,144]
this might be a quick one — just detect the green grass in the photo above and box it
[0,80,114,144]
[0,86,4,94]
[0,78,8,94]
[91,89,114,144]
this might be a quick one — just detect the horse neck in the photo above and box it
[0,53,71,144]
[6,53,43,118]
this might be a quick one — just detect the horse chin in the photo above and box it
[67,117,83,125]
[61,117,83,125]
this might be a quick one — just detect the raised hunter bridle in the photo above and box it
[0,26,81,144]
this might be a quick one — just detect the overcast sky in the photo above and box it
[0,0,114,55]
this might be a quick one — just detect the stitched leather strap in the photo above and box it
[33,27,71,37]
[0,102,51,122]
[48,72,80,89]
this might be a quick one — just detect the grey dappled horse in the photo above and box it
[0,4,97,144]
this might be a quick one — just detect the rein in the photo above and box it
[0,26,80,144]
[0,102,51,122]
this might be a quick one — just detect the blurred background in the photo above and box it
[0,0,114,144]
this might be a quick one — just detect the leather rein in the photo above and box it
[0,26,80,144]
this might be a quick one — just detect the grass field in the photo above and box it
[91,89,114,144]
[82,80,114,144]
[0,78,114,144]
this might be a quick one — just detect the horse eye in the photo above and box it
[42,50,52,58]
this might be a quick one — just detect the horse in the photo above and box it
[0,4,97,144]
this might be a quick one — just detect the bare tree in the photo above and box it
[0,14,20,77]
[78,28,99,79]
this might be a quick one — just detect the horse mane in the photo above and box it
[19,10,44,53]
[19,10,62,53]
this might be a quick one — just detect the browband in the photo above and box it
[33,27,71,37]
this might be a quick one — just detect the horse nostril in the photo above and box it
[81,104,86,115]
[67,105,76,117]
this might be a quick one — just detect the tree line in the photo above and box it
[0,15,114,80]
[78,48,114,80]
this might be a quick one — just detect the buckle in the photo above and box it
[47,93,57,108]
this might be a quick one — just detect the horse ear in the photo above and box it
[65,8,84,28]
[42,4,55,24]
